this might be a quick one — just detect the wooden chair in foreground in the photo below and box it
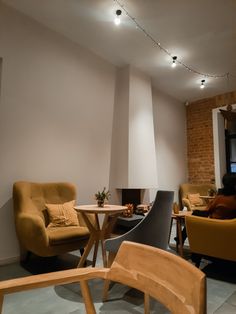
[0,241,206,314]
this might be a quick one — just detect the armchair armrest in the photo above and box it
[182,198,192,211]
[16,213,49,251]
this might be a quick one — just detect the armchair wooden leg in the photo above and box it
[20,249,31,264]
[191,253,202,268]
[102,251,116,301]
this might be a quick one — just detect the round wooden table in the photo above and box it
[74,204,127,267]
[199,195,215,204]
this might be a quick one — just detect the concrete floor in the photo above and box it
[0,225,236,313]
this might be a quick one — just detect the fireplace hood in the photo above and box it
[109,66,157,189]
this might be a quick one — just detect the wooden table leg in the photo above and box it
[99,214,111,267]
[92,240,99,267]
[101,239,107,268]
[78,235,95,267]
[176,217,183,257]
[78,212,122,268]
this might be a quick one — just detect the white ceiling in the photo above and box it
[3,0,236,102]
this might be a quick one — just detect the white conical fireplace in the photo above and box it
[109,66,157,204]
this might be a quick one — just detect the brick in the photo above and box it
[187,90,236,183]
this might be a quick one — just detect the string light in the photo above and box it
[114,9,122,25]
[200,79,205,89]
[113,0,232,82]
[172,56,177,68]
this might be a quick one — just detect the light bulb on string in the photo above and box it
[112,0,231,86]
[114,9,122,25]
[200,79,205,89]
[171,56,177,68]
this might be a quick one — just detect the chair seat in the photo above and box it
[47,226,90,245]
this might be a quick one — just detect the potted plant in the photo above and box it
[95,187,110,207]
[208,188,216,197]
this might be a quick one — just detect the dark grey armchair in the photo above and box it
[103,190,174,299]
[105,190,174,254]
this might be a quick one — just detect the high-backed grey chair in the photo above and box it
[105,190,174,253]
[103,190,174,300]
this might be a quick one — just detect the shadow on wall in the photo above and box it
[0,198,19,263]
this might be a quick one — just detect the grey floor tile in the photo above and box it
[3,287,82,314]
[214,302,236,314]
[225,291,236,306]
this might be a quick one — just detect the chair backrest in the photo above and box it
[108,241,206,314]
[185,215,236,262]
[13,181,76,224]
[0,241,206,314]
[105,190,174,253]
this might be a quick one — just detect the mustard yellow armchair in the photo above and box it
[13,181,90,261]
[179,183,216,211]
[185,215,236,264]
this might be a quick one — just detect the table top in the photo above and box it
[74,204,127,214]
[172,210,193,217]
[199,195,215,199]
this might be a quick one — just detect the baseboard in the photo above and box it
[0,255,20,266]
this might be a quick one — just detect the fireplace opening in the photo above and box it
[121,189,141,211]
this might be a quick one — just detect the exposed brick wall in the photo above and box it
[187,91,236,184]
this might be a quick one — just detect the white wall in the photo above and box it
[152,89,188,201]
[0,3,188,264]
[0,3,116,263]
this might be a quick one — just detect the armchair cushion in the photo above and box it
[47,226,89,245]
[46,200,78,227]
[187,193,204,206]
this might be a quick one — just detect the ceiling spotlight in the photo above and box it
[200,79,205,89]
[171,56,177,68]
[114,9,122,25]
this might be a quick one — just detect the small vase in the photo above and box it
[97,200,104,207]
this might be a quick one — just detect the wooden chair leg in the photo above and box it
[144,293,150,314]
[102,251,116,301]
[168,217,173,244]
[80,280,96,314]
[0,293,4,314]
